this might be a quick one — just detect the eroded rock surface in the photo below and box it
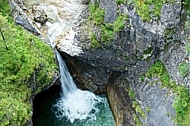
[10,0,190,126]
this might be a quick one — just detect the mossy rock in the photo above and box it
[0,7,58,125]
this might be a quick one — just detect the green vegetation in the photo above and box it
[0,2,58,125]
[0,0,10,16]
[116,0,127,5]
[127,88,144,126]
[89,2,105,26]
[164,28,175,36]
[133,113,143,126]
[178,45,190,78]
[132,0,174,21]
[183,0,190,10]
[140,46,153,61]
[89,2,128,48]
[146,60,190,125]
[178,62,190,78]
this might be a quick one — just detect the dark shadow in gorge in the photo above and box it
[32,51,115,126]
[32,84,62,126]
[59,50,109,94]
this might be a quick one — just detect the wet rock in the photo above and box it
[32,5,48,24]
[10,0,41,35]
[10,0,190,126]
[59,51,109,94]
[107,71,135,126]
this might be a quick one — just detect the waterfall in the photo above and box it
[52,49,105,123]
[54,50,77,98]
[36,1,115,125]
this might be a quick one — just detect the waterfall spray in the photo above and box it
[36,1,115,125]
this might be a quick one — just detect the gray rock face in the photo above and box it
[73,0,189,125]
[9,0,41,35]
[74,0,184,71]
[59,51,109,94]
[82,0,90,4]
[131,78,176,126]
[160,42,190,87]
[99,0,117,23]
[10,0,190,126]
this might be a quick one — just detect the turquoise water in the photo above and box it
[52,94,115,126]
[33,50,115,126]
[32,85,115,126]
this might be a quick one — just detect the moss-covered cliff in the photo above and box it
[0,1,58,125]
[73,0,190,125]
[5,0,190,126]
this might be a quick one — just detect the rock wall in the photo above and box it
[72,0,190,125]
[10,0,190,125]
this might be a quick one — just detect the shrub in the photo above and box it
[0,6,57,125]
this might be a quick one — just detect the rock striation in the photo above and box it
[10,0,190,125]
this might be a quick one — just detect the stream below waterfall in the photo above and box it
[32,85,115,126]
[32,51,115,126]
[27,0,116,125]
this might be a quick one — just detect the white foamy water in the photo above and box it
[28,0,114,124]
[52,50,105,123]
[52,89,104,123]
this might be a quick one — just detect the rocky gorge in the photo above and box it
[8,0,190,125]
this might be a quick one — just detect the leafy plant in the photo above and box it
[90,33,101,48]
[0,8,58,125]
[89,2,128,48]
[183,0,190,10]
[116,0,127,5]
[133,0,174,21]
[113,14,127,32]
[178,62,190,78]
[89,2,105,25]
[127,87,145,125]
[146,60,190,125]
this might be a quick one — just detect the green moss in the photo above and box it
[146,60,190,125]
[140,75,145,82]
[113,14,128,32]
[143,47,153,54]
[185,44,190,54]
[133,101,146,118]
[0,6,58,125]
[141,47,154,61]
[0,0,10,16]
[133,114,143,126]
[128,87,136,99]
[178,62,190,78]
[164,28,175,37]
[89,2,105,26]
[173,86,190,125]
[116,0,127,5]
[133,0,174,22]
[183,0,190,11]
[90,33,101,48]
[88,2,128,48]
[127,88,145,125]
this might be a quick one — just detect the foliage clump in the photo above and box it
[116,0,127,5]
[146,60,190,125]
[130,0,174,22]
[0,2,58,125]
[127,88,144,126]
[89,2,128,48]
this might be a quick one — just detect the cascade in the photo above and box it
[32,1,115,125]
[52,50,114,124]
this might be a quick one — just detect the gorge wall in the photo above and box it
[10,0,190,125]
